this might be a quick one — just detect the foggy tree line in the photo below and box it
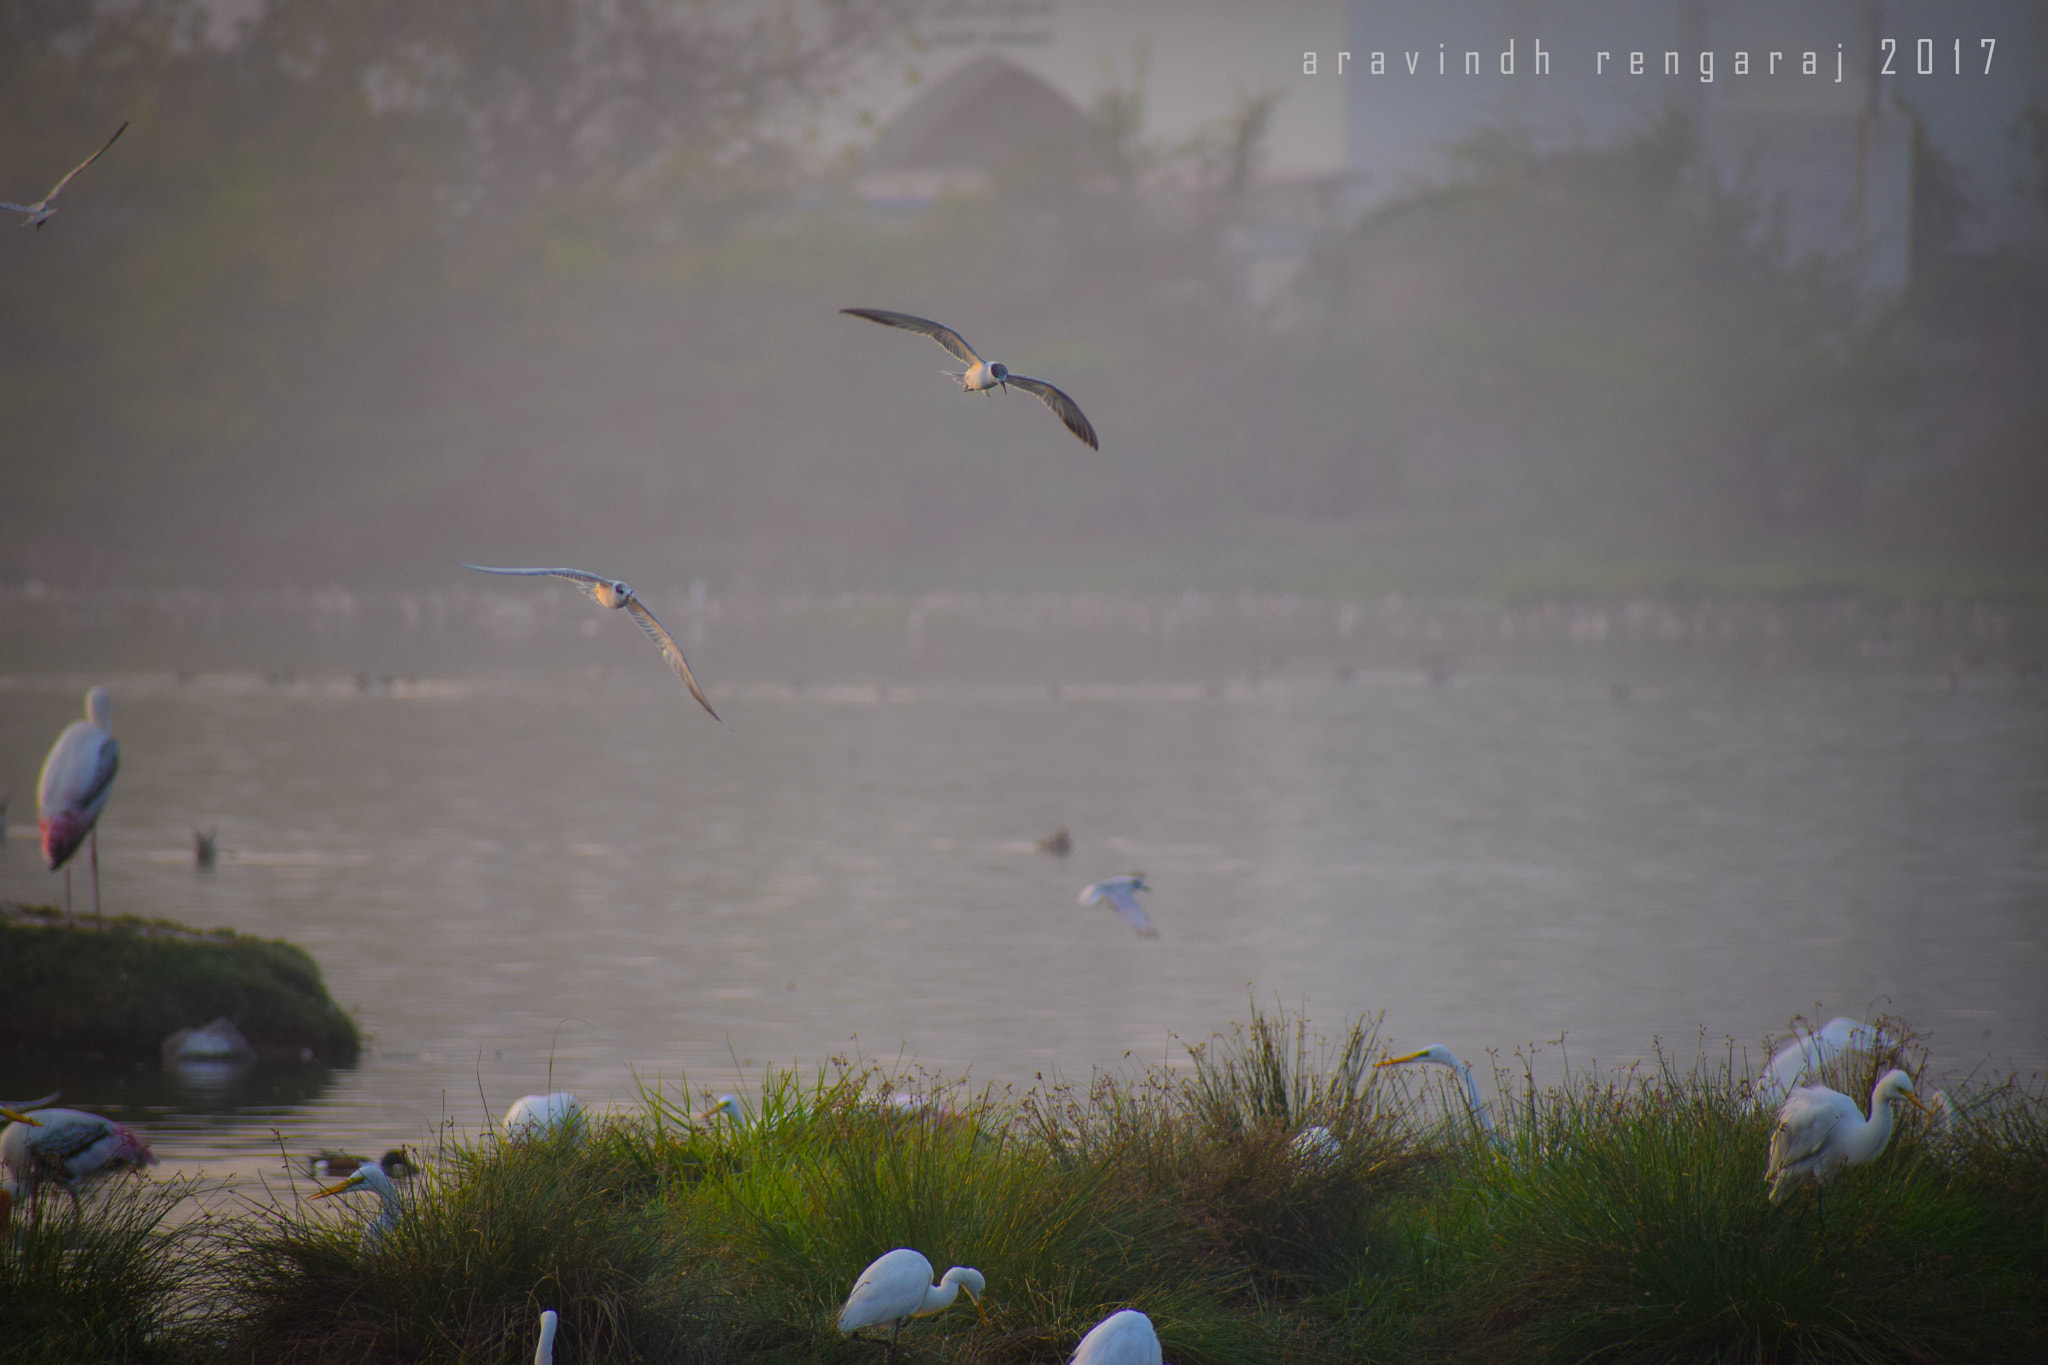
[2,0,2042,591]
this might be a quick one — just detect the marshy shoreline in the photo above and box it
[4,1006,2043,1364]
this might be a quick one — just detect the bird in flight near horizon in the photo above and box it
[841,308,1099,449]
[1078,873,1158,937]
[3,122,128,230]
[460,564,719,719]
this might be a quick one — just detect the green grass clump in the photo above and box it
[0,1175,204,1365]
[209,1128,722,1364]
[1399,1046,2048,1364]
[0,906,360,1063]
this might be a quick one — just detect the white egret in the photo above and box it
[461,564,719,719]
[1766,1068,1925,1204]
[504,1092,583,1141]
[37,686,120,920]
[1070,1308,1167,1365]
[310,1160,404,1252]
[1078,874,1158,937]
[1375,1045,1505,1148]
[841,308,1100,449]
[0,1106,154,1216]
[1752,1017,1893,1111]
[534,1308,559,1365]
[2,122,127,229]
[838,1247,987,1361]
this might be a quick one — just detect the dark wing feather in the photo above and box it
[624,598,720,720]
[81,737,119,811]
[46,122,127,201]
[840,308,982,366]
[1003,375,1098,450]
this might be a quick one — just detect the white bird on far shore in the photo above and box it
[503,1092,583,1141]
[838,1248,987,1362]
[3,122,127,229]
[841,308,1100,449]
[461,564,719,719]
[1078,874,1158,937]
[38,686,120,920]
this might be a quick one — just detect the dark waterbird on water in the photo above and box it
[841,307,1100,449]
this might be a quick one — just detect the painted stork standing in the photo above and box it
[37,686,120,921]
[0,1105,155,1218]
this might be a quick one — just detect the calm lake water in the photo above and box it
[2,590,2043,1192]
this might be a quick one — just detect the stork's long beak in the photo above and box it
[0,1107,42,1127]
[1377,1051,1427,1068]
[310,1171,365,1200]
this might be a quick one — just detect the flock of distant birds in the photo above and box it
[3,122,1949,1365]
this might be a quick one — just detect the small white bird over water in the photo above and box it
[462,564,718,719]
[839,1247,987,1361]
[1078,874,1158,937]
[3,122,127,229]
[38,686,120,920]
[1765,1068,1925,1204]
[841,308,1099,449]
[1070,1308,1168,1365]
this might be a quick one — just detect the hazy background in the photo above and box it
[1,0,2043,596]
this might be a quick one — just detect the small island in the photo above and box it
[0,903,360,1065]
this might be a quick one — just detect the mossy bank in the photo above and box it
[0,903,359,1064]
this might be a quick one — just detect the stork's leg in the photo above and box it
[91,830,102,922]
[63,863,72,919]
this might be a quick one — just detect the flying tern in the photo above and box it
[1078,873,1158,937]
[461,564,719,719]
[841,307,1099,449]
[3,122,128,230]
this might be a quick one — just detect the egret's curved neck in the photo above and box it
[1849,1088,1902,1163]
[921,1278,963,1315]
[1452,1061,1496,1135]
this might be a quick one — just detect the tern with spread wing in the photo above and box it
[462,565,718,719]
[3,122,128,230]
[841,308,1099,449]
[1078,874,1158,937]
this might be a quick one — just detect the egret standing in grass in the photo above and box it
[37,686,120,920]
[1070,1308,1167,1365]
[1078,874,1158,937]
[838,1248,987,1361]
[461,564,719,719]
[503,1092,583,1141]
[1375,1045,1505,1148]
[0,1105,154,1217]
[1753,1017,1893,1111]
[840,308,1100,449]
[1766,1068,1924,1206]
[2,121,127,229]
[310,1160,405,1252]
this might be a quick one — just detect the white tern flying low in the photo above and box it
[3,122,128,230]
[461,564,719,720]
[1078,873,1158,937]
[841,307,1099,450]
